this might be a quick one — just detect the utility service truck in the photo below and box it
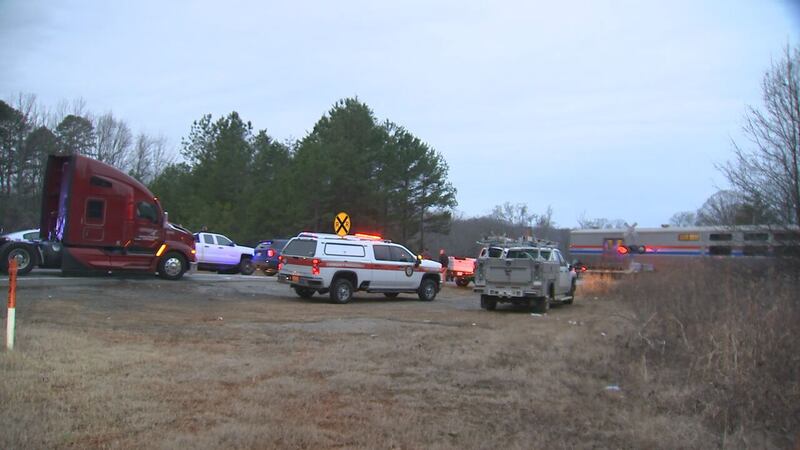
[473,237,576,313]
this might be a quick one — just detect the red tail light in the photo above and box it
[312,258,320,275]
[267,249,275,258]
[278,256,285,271]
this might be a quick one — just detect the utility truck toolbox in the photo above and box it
[277,232,442,304]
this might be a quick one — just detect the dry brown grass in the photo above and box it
[2,273,792,449]
[576,273,617,297]
[611,261,800,449]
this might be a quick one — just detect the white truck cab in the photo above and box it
[277,232,442,303]
[193,232,255,275]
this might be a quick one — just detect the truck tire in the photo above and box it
[455,277,470,287]
[531,286,553,314]
[531,297,549,314]
[158,252,187,280]
[564,279,576,305]
[417,278,438,301]
[2,243,37,275]
[239,257,255,276]
[294,287,316,299]
[480,294,497,311]
[330,278,354,304]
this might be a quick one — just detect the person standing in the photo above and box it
[438,248,449,281]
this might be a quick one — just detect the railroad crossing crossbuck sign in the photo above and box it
[334,212,351,236]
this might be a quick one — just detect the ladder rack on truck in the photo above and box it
[477,235,559,249]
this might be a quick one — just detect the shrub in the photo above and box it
[614,261,799,447]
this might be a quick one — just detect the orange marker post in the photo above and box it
[7,258,17,350]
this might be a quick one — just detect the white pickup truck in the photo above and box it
[473,239,576,313]
[193,232,255,275]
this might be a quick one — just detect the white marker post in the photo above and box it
[6,258,17,350]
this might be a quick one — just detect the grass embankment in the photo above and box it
[607,261,799,448]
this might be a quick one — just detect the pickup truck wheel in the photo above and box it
[480,295,497,311]
[455,277,470,287]
[158,252,186,280]
[330,278,353,304]
[531,297,550,314]
[384,293,399,298]
[3,243,36,275]
[417,278,438,301]
[565,280,576,304]
[239,258,255,276]
[294,287,316,299]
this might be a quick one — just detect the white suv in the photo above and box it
[277,232,442,304]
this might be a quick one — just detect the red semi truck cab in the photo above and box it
[37,154,196,280]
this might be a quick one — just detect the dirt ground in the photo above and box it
[0,273,705,449]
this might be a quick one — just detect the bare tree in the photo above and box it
[721,45,800,226]
[576,212,626,229]
[533,205,558,239]
[128,133,174,185]
[491,202,536,227]
[49,97,89,130]
[669,211,697,227]
[694,190,764,226]
[94,112,132,168]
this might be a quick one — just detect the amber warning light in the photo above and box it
[354,233,382,240]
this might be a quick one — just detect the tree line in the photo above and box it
[150,98,457,249]
[0,95,172,232]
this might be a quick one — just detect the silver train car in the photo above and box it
[569,226,800,270]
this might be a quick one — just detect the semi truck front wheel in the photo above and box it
[158,252,187,280]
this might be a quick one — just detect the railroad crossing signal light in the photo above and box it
[618,245,649,255]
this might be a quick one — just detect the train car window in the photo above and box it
[710,233,732,241]
[708,246,732,255]
[678,233,699,241]
[743,246,768,256]
[774,232,800,242]
[743,233,768,241]
[775,246,800,257]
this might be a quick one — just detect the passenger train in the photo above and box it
[569,226,799,270]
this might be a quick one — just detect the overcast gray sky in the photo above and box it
[2,0,798,227]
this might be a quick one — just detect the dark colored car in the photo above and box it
[253,239,289,275]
